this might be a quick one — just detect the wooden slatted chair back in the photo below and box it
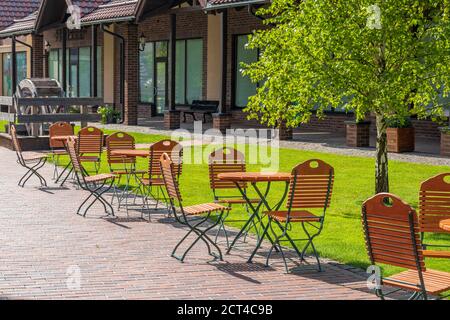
[149,140,182,178]
[362,193,425,271]
[106,132,136,165]
[10,125,24,163]
[49,122,73,149]
[67,137,83,173]
[419,173,450,233]
[287,159,334,211]
[209,147,247,190]
[160,153,182,203]
[10,125,22,154]
[77,126,103,154]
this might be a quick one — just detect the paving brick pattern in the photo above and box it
[0,147,386,300]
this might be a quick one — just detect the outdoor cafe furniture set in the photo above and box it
[8,122,450,299]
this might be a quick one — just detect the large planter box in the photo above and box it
[345,121,371,147]
[387,127,415,153]
[440,129,450,157]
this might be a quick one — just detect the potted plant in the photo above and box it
[345,118,371,148]
[386,116,415,153]
[97,106,121,124]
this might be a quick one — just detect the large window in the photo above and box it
[140,43,155,104]
[2,52,27,96]
[140,39,203,107]
[175,39,203,104]
[48,47,103,97]
[234,35,258,108]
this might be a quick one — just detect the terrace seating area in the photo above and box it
[3,122,449,300]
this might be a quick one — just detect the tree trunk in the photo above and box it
[375,114,389,193]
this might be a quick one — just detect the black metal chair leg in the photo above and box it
[248,218,271,263]
[273,219,305,262]
[77,192,95,216]
[19,160,47,187]
[183,214,223,261]
[172,217,209,261]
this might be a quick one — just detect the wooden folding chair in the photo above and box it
[106,132,146,211]
[66,137,116,217]
[160,153,230,262]
[49,122,73,180]
[419,173,450,259]
[208,147,261,247]
[139,140,183,215]
[10,124,48,188]
[77,126,104,174]
[362,193,450,300]
[259,159,334,273]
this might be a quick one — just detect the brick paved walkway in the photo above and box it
[0,147,383,300]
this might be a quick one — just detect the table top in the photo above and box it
[110,149,150,158]
[50,135,77,142]
[217,172,291,182]
[440,219,450,232]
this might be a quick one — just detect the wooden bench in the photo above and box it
[178,100,219,123]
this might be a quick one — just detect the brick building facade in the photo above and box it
[0,0,445,141]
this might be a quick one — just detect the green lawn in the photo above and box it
[0,120,8,133]
[53,130,449,281]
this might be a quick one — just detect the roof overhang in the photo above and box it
[81,0,138,27]
[135,0,187,22]
[202,0,269,11]
[34,0,70,33]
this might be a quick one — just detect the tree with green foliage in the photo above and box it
[243,0,450,193]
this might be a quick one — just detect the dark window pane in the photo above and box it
[186,39,203,104]
[235,35,258,108]
[139,43,155,103]
[175,40,186,104]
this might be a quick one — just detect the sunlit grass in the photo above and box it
[53,132,450,282]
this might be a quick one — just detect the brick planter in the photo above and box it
[387,127,415,153]
[345,121,371,147]
[276,122,293,140]
[213,113,232,134]
[164,110,181,130]
[440,129,450,157]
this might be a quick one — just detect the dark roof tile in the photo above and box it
[81,0,138,24]
[0,0,41,30]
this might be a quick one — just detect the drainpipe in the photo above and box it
[15,38,33,78]
[102,24,125,123]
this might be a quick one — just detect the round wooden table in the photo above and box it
[218,171,292,261]
[110,149,150,158]
[217,172,292,183]
[440,219,450,232]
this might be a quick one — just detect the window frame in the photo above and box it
[175,37,203,105]
[47,46,102,98]
[232,34,260,110]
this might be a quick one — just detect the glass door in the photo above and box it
[139,41,168,115]
[155,60,167,115]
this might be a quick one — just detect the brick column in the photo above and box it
[31,34,44,78]
[213,113,232,134]
[440,129,450,157]
[123,24,139,125]
[345,121,371,147]
[277,122,293,140]
[213,11,232,133]
[164,110,181,130]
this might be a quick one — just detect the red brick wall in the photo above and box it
[31,35,44,78]
[123,23,139,125]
